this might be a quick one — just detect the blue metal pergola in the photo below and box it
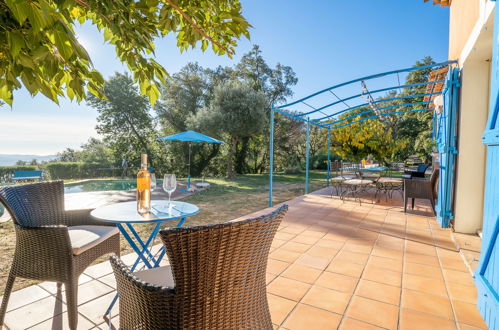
[268,60,458,206]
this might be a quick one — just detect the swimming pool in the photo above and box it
[64,179,163,193]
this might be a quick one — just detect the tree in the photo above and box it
[192,82,267,178]
[57,148,81,162]
[155,63,219,176]
[155,47,298,176]
[79,138,115,167]
[231,45,298,173]
[0,0,250,106]
[330,109,408,164]
[87,73,162,168]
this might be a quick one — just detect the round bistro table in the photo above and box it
[91,200,200,316]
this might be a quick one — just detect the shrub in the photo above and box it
[44,162,122,179]
[45,162,82,179]
[284,166,302,174]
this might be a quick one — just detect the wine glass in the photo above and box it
[163,174,177,211]
[150,172,157,191]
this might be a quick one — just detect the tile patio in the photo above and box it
[1,188,488,329]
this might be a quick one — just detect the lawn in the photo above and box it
[0,170,329,295]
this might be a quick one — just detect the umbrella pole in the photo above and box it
[188,143,191,189]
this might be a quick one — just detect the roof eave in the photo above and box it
[423,0,452,7]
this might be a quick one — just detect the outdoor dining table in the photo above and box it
[340,178,375,205]
[90,200,200,317]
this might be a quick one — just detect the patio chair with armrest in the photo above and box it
[403,169,439,214]
[110,204,288,329]
[0,181,120,330]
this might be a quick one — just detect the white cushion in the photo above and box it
[196,182,210,188]
[68,225,119,255]
[134,266,175,287]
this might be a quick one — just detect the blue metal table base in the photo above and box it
[104,217,187,317]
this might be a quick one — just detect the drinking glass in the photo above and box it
[150,173,157,191]
[163,174,177,209]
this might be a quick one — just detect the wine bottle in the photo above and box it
[137,154,151,214]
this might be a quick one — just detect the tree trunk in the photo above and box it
[123,115,155,167]
[191,144,220,176]
[235,136,250,174]
[227,136,237,179]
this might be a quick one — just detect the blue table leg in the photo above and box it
[153,217,185,267]
[126,223,160,265]
[116,224,153,269]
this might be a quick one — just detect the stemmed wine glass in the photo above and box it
[163,174,177,212]
[150,170,157,191]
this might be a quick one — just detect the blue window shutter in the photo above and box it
[435,67,459,228]
[475,2,499,329]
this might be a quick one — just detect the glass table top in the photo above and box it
[90,200,200,223]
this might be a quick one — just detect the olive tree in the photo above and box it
[192,82,267,178]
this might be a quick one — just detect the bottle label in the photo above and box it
[137,177,150,191]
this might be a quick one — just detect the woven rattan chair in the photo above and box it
[0,181,120,330]
[403,163,430,179]
[110,204,288,329]
[403,169,439,214]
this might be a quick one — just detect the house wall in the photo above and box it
[449,0,495,233]
[454,60,490,233]
[449,0,481,60]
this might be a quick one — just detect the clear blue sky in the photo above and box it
[0,1,449,155]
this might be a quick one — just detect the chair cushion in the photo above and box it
[378,177,402,184]
[134,266,175,288]
[68,225,119,255]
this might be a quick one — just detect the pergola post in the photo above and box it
[269,106,275,207]
[327,128,331,186]
[305,118,310,194]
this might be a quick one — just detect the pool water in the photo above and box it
[64,179,163,193]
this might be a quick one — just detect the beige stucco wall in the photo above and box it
[453,60,490,233]
[450,2,494,233]
[449,0,481,60]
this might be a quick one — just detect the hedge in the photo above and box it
[44,162,121,179]
[45,162,82,179]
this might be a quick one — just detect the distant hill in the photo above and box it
[0,154,57,166]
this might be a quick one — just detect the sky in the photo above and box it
[0,1,450,155]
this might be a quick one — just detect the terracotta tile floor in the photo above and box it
[1,188,488,329]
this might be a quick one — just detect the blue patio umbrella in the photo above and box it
[158,130,224,189]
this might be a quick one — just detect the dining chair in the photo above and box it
[0,181,120,330]
[110,204,288,329]
[403,169,440,214]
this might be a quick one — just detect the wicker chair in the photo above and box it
[403,169,440,214]
[110,204,288,329]
[0,181,120,330]
[403,163,430,179]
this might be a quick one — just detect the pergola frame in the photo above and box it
[268,60,458,206]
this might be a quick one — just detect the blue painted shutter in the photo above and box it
[475,2,499,329]
[435,67,459,228]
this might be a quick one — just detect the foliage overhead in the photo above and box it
[0,0,250,106]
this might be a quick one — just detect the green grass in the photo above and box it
[168,170,327,227]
